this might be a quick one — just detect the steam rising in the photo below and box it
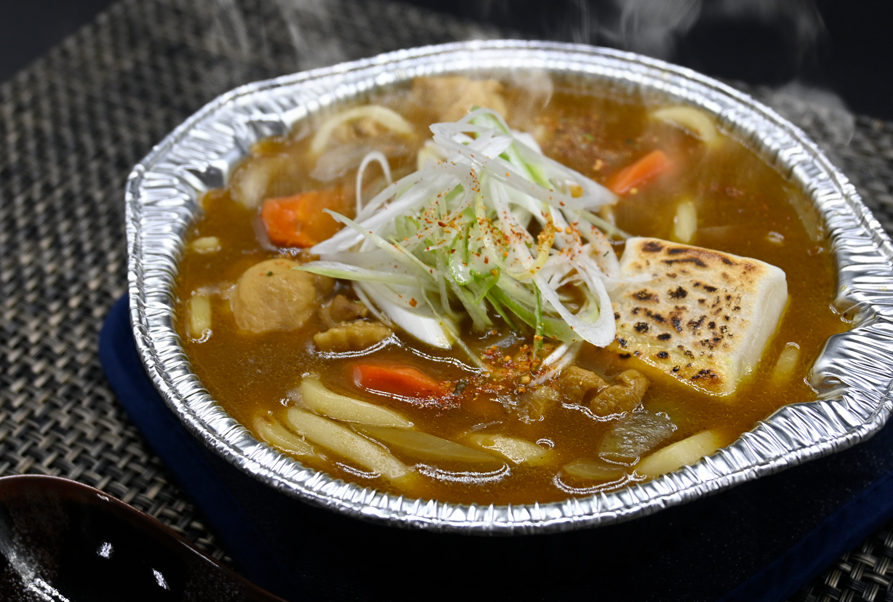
[273,0,348,70]
[201,0,853,147]
[591,0,854,144]
[606,0,703,58]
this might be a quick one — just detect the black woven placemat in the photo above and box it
[1,1,891,600]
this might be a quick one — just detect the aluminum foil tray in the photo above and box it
[125,40,893,533]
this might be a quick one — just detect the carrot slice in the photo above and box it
[607,149,672,195]
[260,189,346,248]
[353,363,450,399]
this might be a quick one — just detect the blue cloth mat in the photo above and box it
[100,295,893,601]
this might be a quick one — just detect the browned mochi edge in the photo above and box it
[608,237,788,396]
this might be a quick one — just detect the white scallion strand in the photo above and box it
[302,108,621,364]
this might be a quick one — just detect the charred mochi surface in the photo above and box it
[610,237,788,396]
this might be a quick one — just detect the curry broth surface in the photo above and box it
[174,81,847,505]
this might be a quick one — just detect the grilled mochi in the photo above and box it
[609,237,788,396]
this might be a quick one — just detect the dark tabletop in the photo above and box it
[2,1,892,601]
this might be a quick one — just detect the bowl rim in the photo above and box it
[126,39,893,533]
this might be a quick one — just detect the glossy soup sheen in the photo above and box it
[175,78,848,504]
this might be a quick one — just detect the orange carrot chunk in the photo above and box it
[607,149,672,195]
[260,189,346,248]
[353,363,450,399]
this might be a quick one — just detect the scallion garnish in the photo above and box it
[300,108,622,367]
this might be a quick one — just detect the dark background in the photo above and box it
[2,0,891,119]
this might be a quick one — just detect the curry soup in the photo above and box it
[174,76,847,504]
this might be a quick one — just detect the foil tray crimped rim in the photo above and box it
[125,40,893,533]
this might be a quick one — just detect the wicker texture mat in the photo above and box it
[0,0,890,599]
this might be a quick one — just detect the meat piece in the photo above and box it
[555,366,649,417]
[515,385,560,422]
[231,258,330,333]
[412,76,508,122]
[319,294,369,328]
[313,320,393,352]
[611,237,788,396]
[590,369,649,417]
[556,366,607,402]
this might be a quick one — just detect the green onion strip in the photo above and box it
[304,108,622,365]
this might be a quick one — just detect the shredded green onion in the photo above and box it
[302,108,622,364]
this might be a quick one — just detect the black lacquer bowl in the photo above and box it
[0,475,280,601]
